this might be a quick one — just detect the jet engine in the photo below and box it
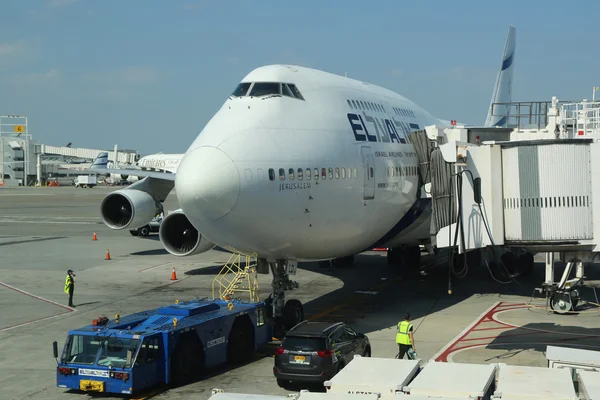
[159,210,215,256]
[100,189,160,230]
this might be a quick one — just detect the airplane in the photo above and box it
[136,152,183,172]
[95,152,183,184]
[91,26,519,332]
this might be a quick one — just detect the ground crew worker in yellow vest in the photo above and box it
[396,313,415,359]
[64,269,75,308]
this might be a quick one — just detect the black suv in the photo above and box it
[273,321,371,387]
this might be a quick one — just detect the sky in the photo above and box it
[0,0,599,155]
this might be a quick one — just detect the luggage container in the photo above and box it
[399,361,496,399]
[323,355,420,399]
[546,346,600,371]
[297,389,378,399]
[209,389,292,399]
[491,364,578,400]
[577,370,600,400]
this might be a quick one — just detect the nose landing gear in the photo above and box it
[265,259,304,337]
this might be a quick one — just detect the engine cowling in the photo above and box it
[100,189,160,230]
[159,210,215,256]
[120,174,129,180]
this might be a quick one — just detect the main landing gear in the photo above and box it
[387,246,421,271]
[264,260,304,337]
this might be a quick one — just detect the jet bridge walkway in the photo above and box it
[412,96,600,313]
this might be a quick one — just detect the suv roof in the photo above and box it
[285,321,344,338]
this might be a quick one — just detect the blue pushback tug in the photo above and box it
[53,298,271,395]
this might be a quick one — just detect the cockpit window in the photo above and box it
[282,84,294,98]
[232,82,251,97]
[249,82,281,97]
[287,84,304,100]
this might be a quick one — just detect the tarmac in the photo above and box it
[1,185,599,400]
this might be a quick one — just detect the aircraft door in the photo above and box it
[361,146,375,200]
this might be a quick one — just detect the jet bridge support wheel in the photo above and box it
[550,292,575,314]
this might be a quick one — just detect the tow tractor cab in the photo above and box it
[53,298,271,395]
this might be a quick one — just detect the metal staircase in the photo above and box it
[212,251,260,302]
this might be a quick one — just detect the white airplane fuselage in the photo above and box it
[175,65,443,261]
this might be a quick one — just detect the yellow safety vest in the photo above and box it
[64,275,71,294]
[396,320,412,345]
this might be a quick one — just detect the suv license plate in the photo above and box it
[291,355,309,364]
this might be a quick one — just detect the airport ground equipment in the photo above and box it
[546,345,600,372]
[413,96,600,312]
[209,389,378,400]
[577,370,600,400]
[53,298,272,395]
[73,175,97,188]
[323,355,420,399]
[399,360,496,399]
[491,364,578,400]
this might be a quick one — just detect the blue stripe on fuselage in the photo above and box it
[362,196,432,252]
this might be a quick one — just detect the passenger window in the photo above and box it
[335,168,340,179]
[306,168,311,180]
[381,105,386,113]
[287,84,304,100]
[353,168,357,178]
[359,101,365,109]
[245,169,252,181]
[328,168,333,179]
[347,168,351,178]
[231,82,251,97]
[314,168,319,180]
[347,100,353,108]
[297,168,303,180]
[257,168,264,181]
[351,100,357,108]
[268,168,275,181]
[321,168,326,179]
[282,83,294,98]
[279,168,285,181]
[330,328,345,344]
[341,168,346,179]
[289,168,294,181]
[250,82,281,97]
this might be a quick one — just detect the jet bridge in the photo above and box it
[412,97,600,313]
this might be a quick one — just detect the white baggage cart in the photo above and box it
[491,364,578,400]
[399,361,496,399]
[324,355,420,399]
[577,370,600,400]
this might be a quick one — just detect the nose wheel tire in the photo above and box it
[282,299,304,331]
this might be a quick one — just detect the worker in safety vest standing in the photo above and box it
[64,269,75,308]
[396,313,415,359]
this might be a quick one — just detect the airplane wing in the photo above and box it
[89,152,176,181]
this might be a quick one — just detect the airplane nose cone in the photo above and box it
[176,146,240,222]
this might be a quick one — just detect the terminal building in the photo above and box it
[0,115,138,186]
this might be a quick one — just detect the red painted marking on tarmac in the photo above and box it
[434,302,528,362]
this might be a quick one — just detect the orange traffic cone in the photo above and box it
[93,232,97,241]
[170,267,177,281]
[105,249,111,260]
